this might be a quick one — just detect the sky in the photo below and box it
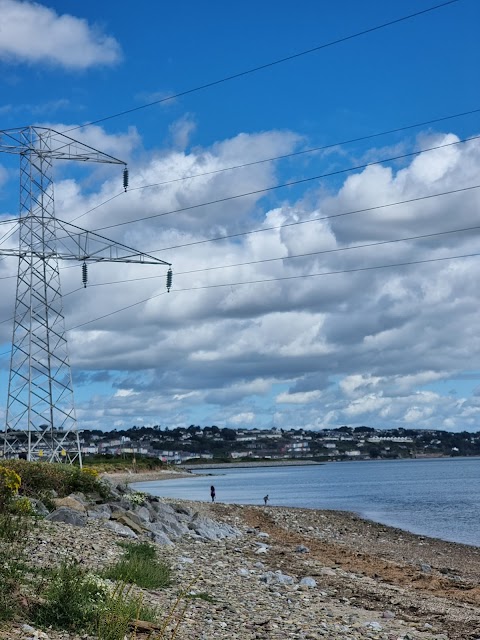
[0,0,479,433]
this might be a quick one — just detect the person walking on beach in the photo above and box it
[263,494,269,506]
[210,485,216,503]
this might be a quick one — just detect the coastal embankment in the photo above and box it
[5,471,480,640]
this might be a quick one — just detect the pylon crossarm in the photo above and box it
[0,127,126,166]
[0,219,171,266]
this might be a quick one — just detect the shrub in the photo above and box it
[33,561,107,631]
[103,542,171,589]
[1,460,110,501]
[0,466,21,511]
[33,561,159,639]
[96,582,159,640]
[124,490,148,506]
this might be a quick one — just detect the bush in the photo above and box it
[33,561,159,639]
[0,460,110,501]
[33,561,107,631]
[96,582,159,640]
[0,466,21,511]
[103,542,171,590]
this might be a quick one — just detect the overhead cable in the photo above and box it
[90,135,480,234]
[60,0,462,133]
[65,250,480,331]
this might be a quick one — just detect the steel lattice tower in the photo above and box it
[0,127,172,464]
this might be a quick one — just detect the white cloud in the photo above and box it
[2,124,480,432]
[0,0,121,68]
[168,115,197,150]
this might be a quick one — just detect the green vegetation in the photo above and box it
[0,462,188,639]
[96,582,159,640]
[33,561,160,639]
[103,541,171,589]
[0,459,110,500]
[82,453,168,473]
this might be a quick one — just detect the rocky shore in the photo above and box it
[3,477,480,640]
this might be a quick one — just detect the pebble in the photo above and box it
[2,495,470,640]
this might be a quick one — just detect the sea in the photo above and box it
[131,457,480,548]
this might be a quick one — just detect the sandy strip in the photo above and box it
[101,469,194,485]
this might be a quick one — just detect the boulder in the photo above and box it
[146,518,189,539]
[46,507,87,527]
[29,498,49,517]
[188,515,241,541]
[103,520,138,538]
[52,496,86,512]
[115,514,145,535]
[149,530,174,546]
[87,504,112,520]
[133,505,152,522]
[151,502,178,517]
[113,510,145,530]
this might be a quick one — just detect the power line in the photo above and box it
[147,184,480,254]
[3,183,478,282]
[60,0,461,133]
[88,222,480,285]
[127,108,480,193]
[0,248,477,348]
[66,106,480,226]
[70,191,124,224]
[1,182,477,336]
[60,250,480,332]
[90,135,480,234]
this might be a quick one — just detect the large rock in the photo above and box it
[87,504,112,520]
[151,502,178,517]
[188,515,241,541]
[103,520,138,538]
[29,498,49,517]
[133,505,152,522]
[146,518,189,539]
[112,509,145,530]
[115,514,145,535]
[149,530,174,546]
[53,496,86,512]
[46,507,87,527]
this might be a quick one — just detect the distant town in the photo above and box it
[76,425,480,464]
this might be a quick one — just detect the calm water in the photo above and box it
[132,457,480,547]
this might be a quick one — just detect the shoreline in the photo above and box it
[11,495,480,639]
[5,478,480,639]
[113,467,479,551]
[101,468,194,485]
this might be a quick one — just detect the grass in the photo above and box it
[103,541,171,589]
[33,561,106,631]
[96,582,159,640]
[0,507,33,621]
[0,543,28,621]
[0,462,193,639]
[32,561,160,640]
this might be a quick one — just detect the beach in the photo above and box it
[3,472,480,639]
[101,468,194,485]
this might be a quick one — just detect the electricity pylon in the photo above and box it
[0,126,171,465]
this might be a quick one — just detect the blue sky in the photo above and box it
[0,0,479,432]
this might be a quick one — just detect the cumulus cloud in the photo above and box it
[2,123,480,432]
[0,0,121,68]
